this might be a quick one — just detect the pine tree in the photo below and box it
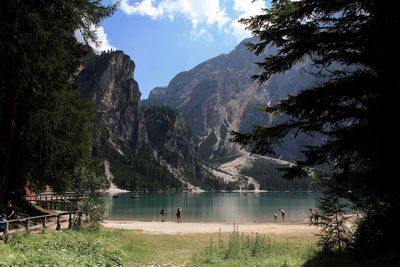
[230,0,399,256]
[318,190,352,253]
[0,0,116,208]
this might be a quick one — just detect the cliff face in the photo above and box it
[144,38,320,161]
[144,106,206,185]
[79,51,147,155]
[78,51,208,190]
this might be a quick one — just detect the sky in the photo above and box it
[90,0,269,99]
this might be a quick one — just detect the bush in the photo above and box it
[77,194,107,224]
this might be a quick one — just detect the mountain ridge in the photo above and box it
[144,37,320,162]
[78,51,211,191]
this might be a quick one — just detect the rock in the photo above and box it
[145,37,321,161]
[78,51,210,190]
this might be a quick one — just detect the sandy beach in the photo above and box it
[102,220,318,235]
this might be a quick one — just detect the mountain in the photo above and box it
[144,37,320,162]
[143,106,208,187]
[78,51,211,191]
[78,51,147,156]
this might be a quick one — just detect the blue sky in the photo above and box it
[92,0,269,99]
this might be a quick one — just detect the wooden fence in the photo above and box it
[0,211,81,243]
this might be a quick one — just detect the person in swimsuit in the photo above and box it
[160,209,166,222]
[279,208,285,222]
[176,207,182,223]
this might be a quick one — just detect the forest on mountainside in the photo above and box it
[241,159,315,191]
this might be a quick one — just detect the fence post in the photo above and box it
[77,212,82,228]
[68,213,72,229]
[56,215,61,231]
[25,218,30,234]
[3,222,10,243]
[42,217,47,232]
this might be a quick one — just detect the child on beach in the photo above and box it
[160,209,166,222]
[279,208,285,221]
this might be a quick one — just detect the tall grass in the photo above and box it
[192,223,316,267]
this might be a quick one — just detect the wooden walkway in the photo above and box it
[26,192,87,211]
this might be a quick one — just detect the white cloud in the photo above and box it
[119,0,266,41]
[120,0,229,39]
[191,27,213,42]
[230,19,252,41]
[120,0,163,18]
[229,0,266,40]
[233,0,266,17]
[92,26,115,52]
[75,25,115,52]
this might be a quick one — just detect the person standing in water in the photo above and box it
[274,213,277,222]
[176,207,182,223]
[279,208,285,222]
[309,208,314,226]
[160,209,166,222]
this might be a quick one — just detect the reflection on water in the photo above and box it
[107,192,321,223]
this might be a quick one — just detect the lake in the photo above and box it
[107,192,321,223]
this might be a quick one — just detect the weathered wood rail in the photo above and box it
[26,192,88,211]
[0,211,82,243]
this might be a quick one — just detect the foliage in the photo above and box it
[241,158,315,191]
[105,146,182,191]
[73,161,109,195]
[77,198,107,225]
[0,230,122,266]
[0,0,116,207]
[73,161,109,223]
[247,183,256,191]
[193,225,318,267]
[224,181,240,192]
[317,190,352,253]
[230,0,399,256]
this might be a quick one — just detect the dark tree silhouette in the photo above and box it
[0,0,116,208]
[231,0,399,257]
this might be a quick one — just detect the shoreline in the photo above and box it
[102,220,319,235]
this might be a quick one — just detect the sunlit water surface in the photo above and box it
[107,192,321,223]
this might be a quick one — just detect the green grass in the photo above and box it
[0,227,365,267]
[192,230,318,267]
[0,229,123,266]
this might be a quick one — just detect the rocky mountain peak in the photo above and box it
[145,37,319,161]
[78,51,212,191]
[79,51,147,156]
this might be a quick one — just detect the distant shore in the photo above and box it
[102,220,318,235]
[105,184,130,194]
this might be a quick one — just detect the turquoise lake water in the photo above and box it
[107,192,321,223]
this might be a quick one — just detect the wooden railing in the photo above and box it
[26,192,88,211]
[0,211,82,243]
